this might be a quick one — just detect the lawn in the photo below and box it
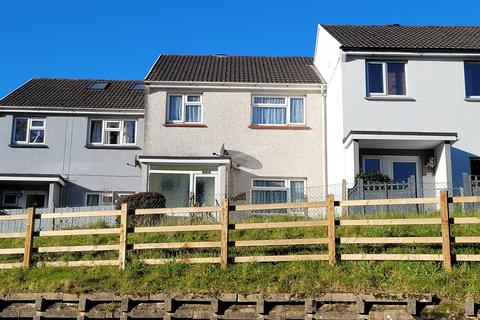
[0,210,479,314]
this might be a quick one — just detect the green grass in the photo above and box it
[0,210,480,313]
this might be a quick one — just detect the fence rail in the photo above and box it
[2,191,480,271]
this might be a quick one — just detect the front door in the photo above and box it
[25,193,46,208]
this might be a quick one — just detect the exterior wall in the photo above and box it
[314,25,345,188]
[143,87,325,200]
[0,113,144,206]
[340,55,477,185]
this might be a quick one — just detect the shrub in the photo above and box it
[356,171,392,183]
[115,192,166,227]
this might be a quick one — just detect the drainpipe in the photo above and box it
[321,85,328,197]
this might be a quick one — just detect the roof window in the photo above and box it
[89,82,109,90]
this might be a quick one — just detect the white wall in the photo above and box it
[340,55,478,185]
[314,25,346,189]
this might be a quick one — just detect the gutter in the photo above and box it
[143,80,325,91]
[0,107,145,115]
[344,51,480,58]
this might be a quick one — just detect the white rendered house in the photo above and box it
[314,24,480,194]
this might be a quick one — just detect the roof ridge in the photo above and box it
[30,77,143,82]
[159,54,313,59]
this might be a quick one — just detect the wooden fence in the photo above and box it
[1,191,480,272]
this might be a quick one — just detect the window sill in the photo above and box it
[9,144,48,149]
[465,97,480,102]
[85,145,141,150]
[163,123,208,128]
[248,125,311,130]
[365,96,416,101]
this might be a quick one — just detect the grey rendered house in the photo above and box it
[0,78,145,210]
[140,54,326,207]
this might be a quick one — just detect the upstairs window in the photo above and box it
[167,94,203,123]
[12,117,46,145]
[366,61,406,96]
[88,119,137,146]
[465,62,480,98]
[252,96,305,125]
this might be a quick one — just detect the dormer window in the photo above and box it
[89,82,109,90]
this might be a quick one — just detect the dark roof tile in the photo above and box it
[0,78,145,110]
[146,55,323,83]
[322,24,480,52]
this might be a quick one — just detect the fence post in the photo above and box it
[220,199,229,269]
[439,190,452,272]
[23,207,36,269]
[326,194,336,266]
[341,179,348,216]
[118,203,128,270]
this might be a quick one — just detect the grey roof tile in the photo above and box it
[322,24,480,52]
[145,54,323,83]
[0,78,145,110]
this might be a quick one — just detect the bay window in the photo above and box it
[88,119,137,146]
[167,94,203,123]
[12,117,46,145]
[252,96,305,125]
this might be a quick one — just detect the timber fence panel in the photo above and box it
[3,194,480,269]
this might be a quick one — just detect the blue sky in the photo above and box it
[1,0,479,97]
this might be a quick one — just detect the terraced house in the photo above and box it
[4,24,480,210]
[0,79,145,210]
[314,24,480,196]
[140,55,326,207]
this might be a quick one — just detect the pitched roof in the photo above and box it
[321,24,480,52]
[0,78,145,110]
[145,54,324,84]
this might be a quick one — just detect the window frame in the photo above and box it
[87,119,137,146]
[251,178,307,203]
[464,61,480,99]
[2,192,18,206]
[166,93,204,124]
[251,96,306,126]
[366,61,407,97]
[12,117,46,145]
[362,156,383,174]
[84,192,114,206]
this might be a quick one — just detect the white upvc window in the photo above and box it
[251,178,306,206]
[12,117,46,144]
[88,119,137,146]
[366,61,407,96]
[167,94,203,124]
[85,192,114,206]
[464,61,480,98]
[251,96,305,125]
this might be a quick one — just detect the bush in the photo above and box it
[115,192,166,227]
[356,171,392,183]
